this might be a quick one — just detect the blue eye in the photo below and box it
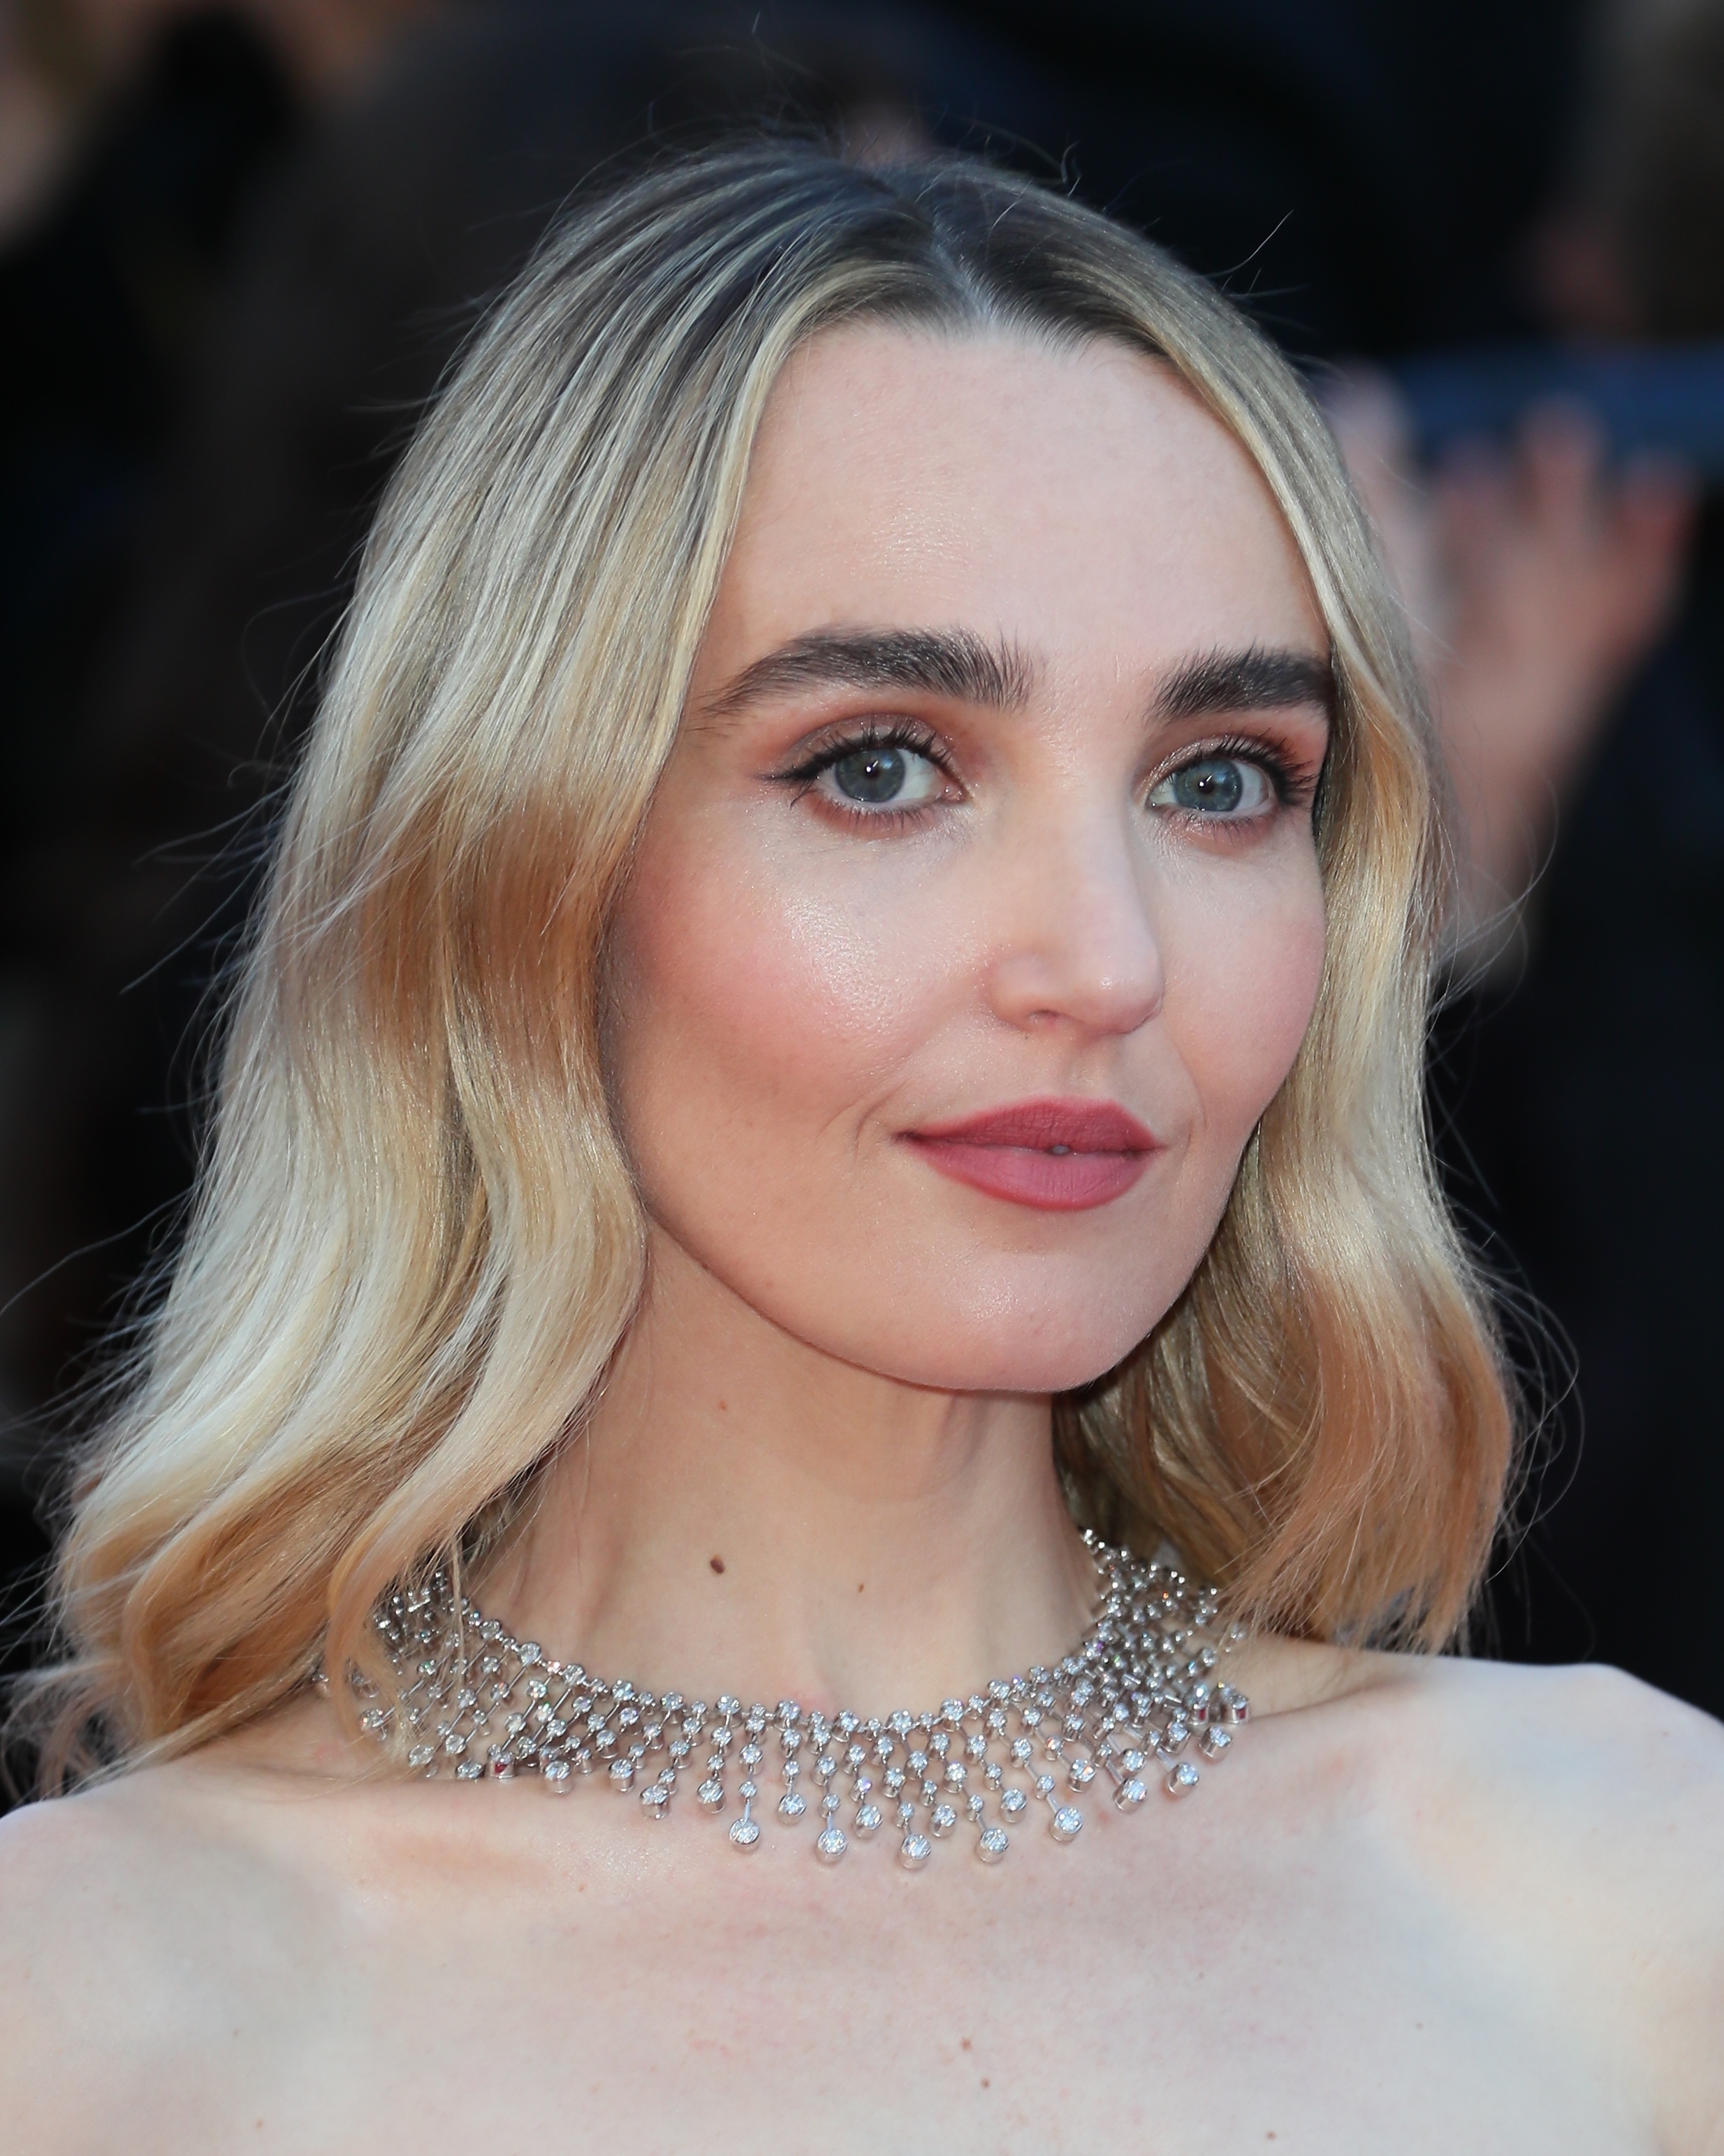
[1148,755,1274,818]
[831,746,909,802]
[815,741,946,811]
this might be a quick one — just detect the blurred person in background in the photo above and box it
[0,0,453,796]
[1331,0,1724,1715]
[0,0,450,1644]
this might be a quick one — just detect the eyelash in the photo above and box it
[1153,734,1317,817]
[773,722,1320,830]
[775,718,957,831]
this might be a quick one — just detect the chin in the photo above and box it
[855,1292,1159,1397]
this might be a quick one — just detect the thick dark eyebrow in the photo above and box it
[701,627,1037,722]
[1156,645,1335,722]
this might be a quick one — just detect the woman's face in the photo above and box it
[606,326,1331,1394]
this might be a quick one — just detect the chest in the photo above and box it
[202,1815,1647,2155]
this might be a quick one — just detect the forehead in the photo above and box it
[703,323,1324,680]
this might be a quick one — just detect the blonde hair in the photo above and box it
[24,143,1512,1789]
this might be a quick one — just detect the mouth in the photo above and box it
[901,1096,1160,1213]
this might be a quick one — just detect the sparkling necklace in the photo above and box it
[362,1531,1250,1869]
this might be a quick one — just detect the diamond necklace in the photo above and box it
[360,1530,1250,1869]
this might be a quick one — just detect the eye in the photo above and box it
[1148,753,1276,820]
[815,742,947,811]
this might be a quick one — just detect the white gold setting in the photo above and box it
[354,1533,1248,1867]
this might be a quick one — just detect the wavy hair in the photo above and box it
[22,143,1512,1789]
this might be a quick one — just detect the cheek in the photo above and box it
[606,813,939,1190]
[1164,868,1328,1153]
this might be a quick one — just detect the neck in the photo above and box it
[483,1232,1097,1714]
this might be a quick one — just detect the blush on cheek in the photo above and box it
[605,833,938,1209]
[1247,913,1327,1102]
[1178,898,1327,1157]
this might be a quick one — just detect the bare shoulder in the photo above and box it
[1332,1652,1724,2152]
[1358,1652,1724,1888]
[1251,1635,1724,1851]
[0,1757,335,2143]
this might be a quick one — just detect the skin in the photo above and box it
[1,329,1719,2154]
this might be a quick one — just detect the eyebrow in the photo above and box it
[701,627,1037,720]
[1156,646,1335,722]
[701,627,1334,729]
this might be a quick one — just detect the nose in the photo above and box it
[983,802,1165,1038]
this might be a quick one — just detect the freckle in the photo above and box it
[961,2038,972,2051]
[710,1556,726,1574]
[716,1399,729,1413]
[981,2078,990,2089]
[856,1581,865,1593]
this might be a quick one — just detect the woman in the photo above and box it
[2,145,1718,2148]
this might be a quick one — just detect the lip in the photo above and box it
[903,1096,1160,1213]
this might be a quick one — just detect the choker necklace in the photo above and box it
[360,1531,1249,1869]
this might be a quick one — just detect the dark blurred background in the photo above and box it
[2,0,1720,1755]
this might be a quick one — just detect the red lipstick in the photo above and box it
[904,1097,1159,1212]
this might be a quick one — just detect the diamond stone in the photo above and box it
[977,1826,1009,1863]
[815,1826,848,1863]
[728,1816,761,1851]
[898,1834,932,1870]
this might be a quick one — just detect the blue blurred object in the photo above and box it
[1395,342,1724,474]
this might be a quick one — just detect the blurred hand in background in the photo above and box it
[1327,372,1695,950]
